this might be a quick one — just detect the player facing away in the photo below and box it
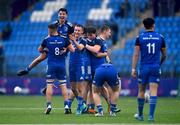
[85,25,115,113]
[67,24,88,115]
[131,17,166,121]
[36,22,75,114]
[93,63,120,117]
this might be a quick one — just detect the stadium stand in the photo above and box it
[110,16,180,76]
[0,0,179,77]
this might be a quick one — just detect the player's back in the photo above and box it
[137,31,165,66]
[44,35,69,66]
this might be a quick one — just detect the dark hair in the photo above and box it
[58,8,68,14]
[85,26,96,34]
[143,17,155,29]
[100,25,110,32]
[48,21,58,29]
[75,24,84,32]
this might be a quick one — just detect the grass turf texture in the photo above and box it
[0,96,180,124]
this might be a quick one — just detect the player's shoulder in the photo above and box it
[94,37,102,43]
[96,36,103,41]
[136,32,144,39]
[158,33,164,38]
[59,35,69,42]
[66,21,73,27]
[153,32,164,39]
[59,34,67,39]
[44,35,50,40]
[80,37,87,42]
[139,32,145,37]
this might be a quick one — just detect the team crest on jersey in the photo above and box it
[64,26,68,32]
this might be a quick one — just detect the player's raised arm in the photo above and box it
[70,35,85,51]
[28,53,47,69]
[17,53,47,76]
[67,43,75,52]
[86,44,101,53]
[71,24,86,51]
[93,52,108,58]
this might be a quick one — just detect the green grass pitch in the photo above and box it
[0,95,180,124]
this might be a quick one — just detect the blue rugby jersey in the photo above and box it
[135,31,166,66]
[41,35,70,67]
[86,37,108,72]
[57,20,74,38]
[69,37,86,65]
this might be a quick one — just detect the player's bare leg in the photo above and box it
[75,81,88,115]
[70,82,78,98]
[67,82,78,113]
[92,84,103,116]
[148,83,158,121]
[109,85,120,116]
[45,83,53,114]
[134,84,146,120]
[100,85,110,112]
[59,83,70,114]
[81,81,88,101]
[87,83,96,113]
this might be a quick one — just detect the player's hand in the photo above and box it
[69,34,76,42]
[17,69,29,76]
[131,69,136,78]
[59,47,67,55]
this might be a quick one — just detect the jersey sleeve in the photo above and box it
[135,36,140,46]
[41,39,47,48]
[67,22,74,34]
[80,38,86,46]
[64,38,71,47]
[103,43,108,52]
[95,38,103,46]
